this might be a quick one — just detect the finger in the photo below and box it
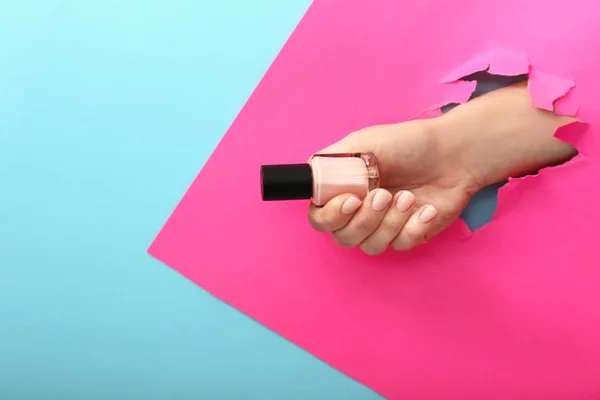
[390,205,438,251]
[332,189,393,248]
[359,191,417,256]
[308,194,363,233]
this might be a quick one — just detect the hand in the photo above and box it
[308,119,476,255]
[308,82,576,255]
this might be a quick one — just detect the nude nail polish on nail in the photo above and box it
[372,190,392,212]
[341,197,362,215]
[260,153,379,206]
[396,191,415,212]
[419,205,438,223]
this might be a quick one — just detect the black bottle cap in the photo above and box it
[261,163,313,201]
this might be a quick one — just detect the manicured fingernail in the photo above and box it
[418,205,438,223]
[371,189,392,212]
[341,196,362,215]
[395,191,415,212]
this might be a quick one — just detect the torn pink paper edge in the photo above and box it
[410,80,476,119]
[437,46,586,232]
[528,70,575,112]
[441,44,577,115]
[442,45,530,82]
[149,1,600,399]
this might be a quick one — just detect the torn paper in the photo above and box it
[528,69,575,112]
[442,45,530,82]
[149,1,600,399]
[442,45,578,116]
[410,79,476,120]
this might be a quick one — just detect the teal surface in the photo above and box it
[0,1,380,398]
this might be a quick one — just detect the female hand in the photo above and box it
[308,119,474,255]
[308,82,576,255]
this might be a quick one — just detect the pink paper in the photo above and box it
[442,45,530,82]
[149,1,600,398]
[528,69,575,111]
[412,80,477,119]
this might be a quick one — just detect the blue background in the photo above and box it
[0,2,500,398]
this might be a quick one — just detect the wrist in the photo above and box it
[431,82,577,192]
[429,113,496,193]
[424,116,486,195]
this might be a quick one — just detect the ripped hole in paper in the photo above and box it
[441,70,581,232]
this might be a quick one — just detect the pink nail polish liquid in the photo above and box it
[261,153,379,206]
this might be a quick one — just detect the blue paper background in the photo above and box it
[0,2,502,398]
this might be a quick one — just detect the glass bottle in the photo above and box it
[261,152,379,206]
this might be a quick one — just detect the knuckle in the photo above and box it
[391,228,423,251]
[403,226,424,242]
[333,233,358,248]
[352,214,378,233]
[360,243,385,256]
[380,215,405,232]
[390,238,408,251]
[308,209,336,232]
[308,215,325,232]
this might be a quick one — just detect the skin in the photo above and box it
[307,81,577,255]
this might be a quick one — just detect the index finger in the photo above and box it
[308,194,363,232]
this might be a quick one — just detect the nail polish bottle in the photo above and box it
[261,152,379,206]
